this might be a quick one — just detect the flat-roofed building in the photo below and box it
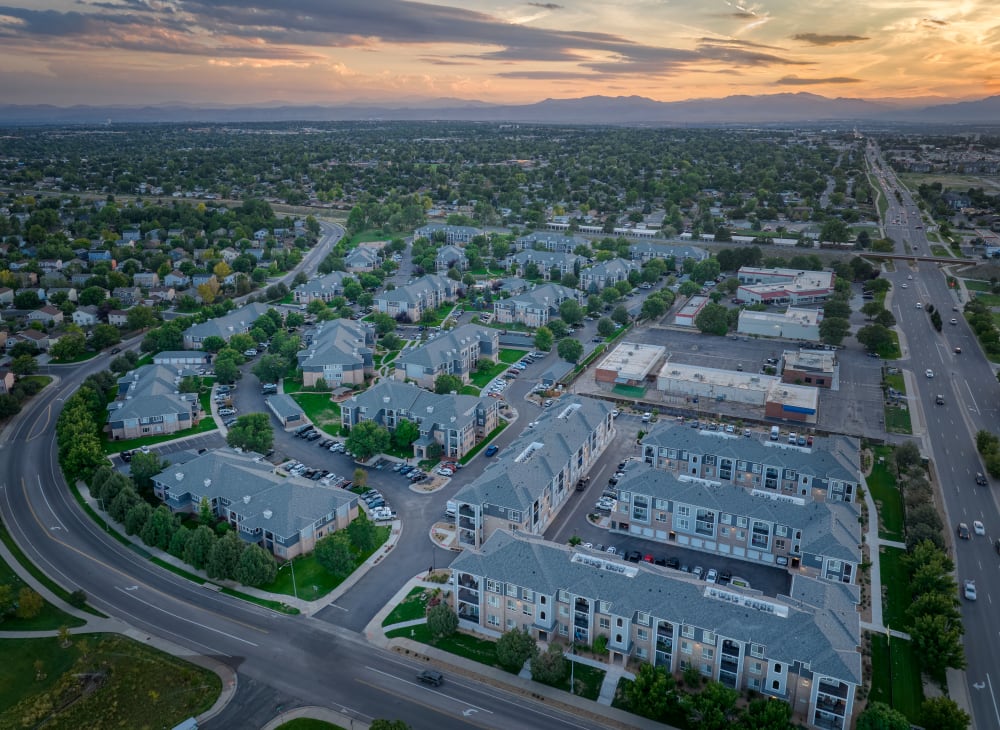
[673,295,709,327]
[765,381,820,423]
[782,349,837,389]
[737,268,835,306]
[595,342,666,385]
[738,307,823,342]
[657,362,775,405]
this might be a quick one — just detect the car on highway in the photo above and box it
[974,520,986,535]
[954,346,962,354]
[964,579,977,601]
[958,522,971,539]
[976,472,988,486]
[935,394,945,405]
[915,302,922,309]
[925,369,934,378]
[417,669,444,686]
[950,318,958,325]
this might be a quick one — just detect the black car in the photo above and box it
[976,472,988,486]
[120,449,133,462]
[665,557,680,569]
[625,550,643,563]
[110,347,121,354]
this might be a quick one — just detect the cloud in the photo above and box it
[527,2,562,9]
[776,75,862,85]
[792,33,869,46]
[920,18,948,28]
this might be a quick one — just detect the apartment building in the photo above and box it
[292,271,351,304]
[372,274,462,323]
[493,282,581,328]
[393,324,499,389]
[107,364,202,440]
[297,319,375,387]
[415,223,482,245]
[451,396,614,549]
[578,258,639,292]
[450,530,860,730]
[435,244,469,273]
[628,242,708,264]
[182,301,271,349]
[506,250,586,281]
[514,231,584,253]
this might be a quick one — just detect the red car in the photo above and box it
[643,554,654,563]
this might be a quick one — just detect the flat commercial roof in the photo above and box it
[783,349,836,373]
[740,307,822,327]
[657,361,777,393]
[597,342,666,382]
[766,380,820,412]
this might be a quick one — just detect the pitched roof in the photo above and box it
[297,319,373,371]
[109,364,198,423]
[395,324,496,371]
[183,301,271,342]
[499,282,577,311]
[346,380,490,433]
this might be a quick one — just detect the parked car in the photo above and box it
[218,407,237,416]
[625,550,643,563]
[693,566,704,579]
[306,431,322,441]
[705,568,718,584]
[484,444,499,457]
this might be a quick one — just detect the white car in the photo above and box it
[925,369,934,378]
[218,408,237,416]
[901,283,908,288]
[595,498,615,510]
[964,579,977,601]
[705,568,718,584]
[974,520,986,535]
[605,546,617,555]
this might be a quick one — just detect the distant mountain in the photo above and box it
[0,92,997,126]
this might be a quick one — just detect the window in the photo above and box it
[750,644,764,658]
[522,604,532,616]
[486,579,501,593]
[636,646,647,659]
[749,677,761,690]
[637,612,650,626]
[736,516,748,528]
[775,539,786,550]
[559,623,568,636]
[675,517,690,531]
[488,614,500,627]
[559,606,569,617]
[506,618,517,630]
[751,662,763,675]
[599,617,611,630]
[488,596,500,608]
[507,599,516,611]
[719,459,732,480]
[637,628,649,641]
[702,647,714,660]
[702,631,715,646]
[751,521,770,550]
[681,640,692,655]
[772,680,780,690]
[775,525,788,537]
[681,625,695,639]
[677,505,690,517]
[523,589,533,602]
[720,526,729,537]
[599,600,610,614]
[506,583,517,596]
[655,513,667,523]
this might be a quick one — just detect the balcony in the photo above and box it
[459,505,475,518]
[656,638,673,653]
[459,529,477,546]
[812,712,845,730]
[720,657,739,674]
[816,697,847,716]
[654,650,672,668]
[458,587,479,604]
[458,607,480,623]
[459,516,477,530]
[457,574,479,590]
[817,680,849,700]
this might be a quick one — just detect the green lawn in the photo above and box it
[382,587,431,626]
[498,349,526,364]
[876,330,902,360]
[50,349,101,365]
[18,374,53,390]
[963,279,992,292]
[459,420,509,464]
[101,414,218,455]
[260,522,390,601]
[536,661,606,701]
[459,385,481,396]
[470,360,515,387]
[385,623,509,671]
[880,546,911,631]
[973,291,1000,307]
[289,392,342,430]
[867,447,905,541]
[0,634,220,730]
[0,544,86,630]
[930,245,951,257]
[276,720,345,730]
[869,633,924,723]
[613,384,647,398]
[884,406,913,435]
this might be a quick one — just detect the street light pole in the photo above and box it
[290,557,298,600]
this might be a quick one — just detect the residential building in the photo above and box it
[107,364,202,440]
[493,283,581,328]
[435,245,469,273]
[372,274,461,323]
[191,273,218,290]
[506,251,586,281]
[266,394,306,429]
[345,245,381,272]
[738,308,823,342]
[183,301,272,349]
[297,319,375,388]
[28,305,64,326]
[736,268,836,306]
[393,324,499,389]
[292,271,350,305]
[579,258,639,292]
[782,350,837,389]
[107,309,129,327]
[17,329,52,351]
[498,277,530,296]
[164,270,191,289]
[415,223,482,244]
[451,396,614,549]
[153,351,211,368]
[341,381,500,460]
[594,342,666,386]
[514,231,583,253]
[151,449,358,559]
[0,287,13,305]
[629,242,708,263]
[71,305,100,327]
[113,286,143,306]
[132,272,160,288]
[450,530,860,730]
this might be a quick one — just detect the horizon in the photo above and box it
[2,1,998,107]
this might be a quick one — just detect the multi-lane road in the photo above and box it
[868,143,1000,729]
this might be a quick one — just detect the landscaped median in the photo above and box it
[882,371,912,435]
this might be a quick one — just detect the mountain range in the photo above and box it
[1,92,999,126]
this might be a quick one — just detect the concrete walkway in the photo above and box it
[261,705,369,730]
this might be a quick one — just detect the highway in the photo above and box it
[868,142,1000,729]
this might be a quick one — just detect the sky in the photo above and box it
[1,0,998,106]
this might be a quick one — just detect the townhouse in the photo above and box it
[152,449,358,560]
[164,270,191,289]
[506,250,586,281]
[182,301,272,349]
[514,231,584,253]
[372,274,461,323]
[415,223,482,245]
[435,244,469,273]
[451,396,614,549]
[292,271,350,305]
[628,242,709,264]
[341,381,500,461]
[451,530,860,730]
[132,272,160,288]
[393,324,499,389]
[107,364,202,440]
[493,282,581,328]
[579,258,640,292]
[297,319,375,388]
[736,267,836,306]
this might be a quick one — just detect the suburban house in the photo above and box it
[107,364,202,440]
[0,287,13,305]
[292,271,350,305]
[341,380,500,461]
[451,396,614,549]
[628,242,708,264]
[393,324,499,389]
[107,309,130,327]
[183,301,272,349]
[514,231,584,253]
[450,530,860,730]
[435,245,469,273]
[506,250,586,281]
[164,270,191,289]
[415,223,482,244]
[28,305,64,326]
[579,258,640,292]
[736,267,836,306]
[151,449,358,560]
[344,245,381,272]
[297,319,375,388]
[493,283,582,328]
[132,272,160,288]
[71,305,100,327]
[113,286,143,306]
[372,274,462,323]
[17,329,53,351]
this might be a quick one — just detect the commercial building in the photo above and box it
[393,324,499,389]
[736,268,836,306]
[451,396,614,549]
[493,283,582,328]
[107,364,202,440]
[341,381,500,461]
[151,450,358,559]
[765,381,820,423]
[594,342,666,386]
[738,308,823,342]
[782,350,837,389]
[183,301,272,349]
[673,295,709,327]
[372,274,462,323]
[450,530,860,730]
[297,319,375,388]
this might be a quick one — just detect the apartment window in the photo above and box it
[599,617,611,630]
[775,525,788,537]
[703,455,716,466]
[751,521,770,550]
[523,589,534,602]
[764,467,779,490]
[557,589,570,603]
[775,539,786,550]
[695,509,716,536]
[636,646,648,659]
[750,643,765,658]
[677,505,690,517]
[719,459,733,480]
[559,624,568,636]
[559,606,569,617]
[488,614,500,627]
[749,678,761,690]
[681,625,695,639]
[488,596,500,608]
[702,631,716,646]
[702,646,715,660]
[702,663,713,675]
[487,579,501,593]
[655,513,667,523]
[506,583,517,596]
[681,641,692,655]
[751,662,763,675]
[507,599,516,611]
[522,605,532,616]
[637,612,650,626]
[720,526,729,537]
[737,461,748,471]
[599,600,610,614]
[675,517,690,531]
[637,628,649,641]
[736,516,748,528]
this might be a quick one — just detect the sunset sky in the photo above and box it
[1,0,998,106]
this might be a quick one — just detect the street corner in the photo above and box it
[429,520,460,551]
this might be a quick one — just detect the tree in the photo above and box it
[126,305,159,331]
[252,353,286,384]
[695,302,730,336]
[234,543,278,587]
[353,467,368,489]
[213,351,241,384]
[530,643,568,685]
[315,533,355,577]
[641,295,667,320]
[347,513,379,554]
[559,299,583,325]
[597,317,616,337]
[822,298,852,319]
[226,413,274,454]
[15,587,44,619]
[534,326,554,352]
[911,613,966,680]
[168,526,192,559]
[875,309,896,328]
[856,702,910,730]
[346,421,391,462]
[129,450,165,495]
[818,317,850,346]
[736,697,792,730]
[557,337,583,363]
[11,354,37,376]
[0,394,21,418]
[920,696,970,730]
[683,680,740,730]
[369,721,411,730]
[393,419,420,450]
[861,301,883,319]
[611,304,631,326]
[857,324,894,353]
[124,501,153,536]
[434,373,464,395]
[198,495,215,526]
[426,603,458,639]
[50,331,87,361]
[495,628,538,671]
[90,324,122,350]
[204,530,243,580]
[140,505,178,551]
[183,525,217,570]
[371,312,397,335]
[200,335,226,353]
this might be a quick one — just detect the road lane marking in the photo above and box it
[988,674,1000,728]
[365,666,494,713]
[354,677,495,729]
[37,474,68,533]
[114,586,259,646]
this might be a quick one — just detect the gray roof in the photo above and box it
[515,232,583,248]
[377,274,459,307]
[617,463,861,563]
[346,380,488,433]
[345,246,380,267]
[500,282,577,311]
[395,324,496,372]
[154,350,210,363]
[183,301,271,342]
[110,364,197,423]
[582,258,638,279]
[629,242,708,261]
[453,396,611,512]
[509,250,585,270]
[297,319,373,371]
[294,271,349,297]
[154,449,355,539]
[416,223,482,239]
[642,424,861,486]
[266,394,303,420]
[452,530,861,685]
